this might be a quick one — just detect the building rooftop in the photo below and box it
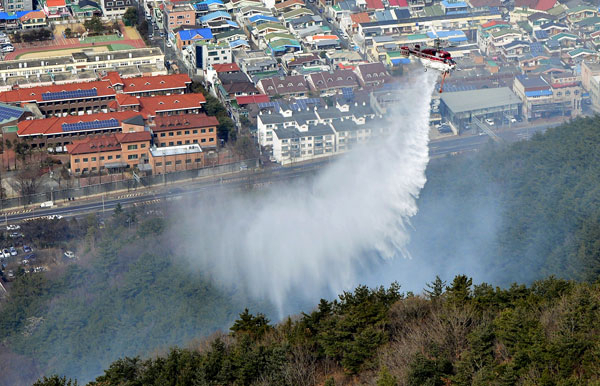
[150,144,203,156]
[441,87,522,113]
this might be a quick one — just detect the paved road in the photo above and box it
[1,119,565,224]
[2,161,328,224]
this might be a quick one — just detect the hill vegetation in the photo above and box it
[5,114,600,385]
[35,276,600,385]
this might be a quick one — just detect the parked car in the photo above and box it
[40,201,54,208]
[166,40,172,48]
[2,249,9,259]
[10,246,17,256]
[9,232,23,238]
[48,214,63,220]
[6,224,20,230]
[64,251,76,259]
[24,253,36,260]
[6,270,14,280]
[485,118,495,126]
[23,245,32,253]
[1,44,14,53]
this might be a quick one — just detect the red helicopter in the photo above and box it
[400,38,457,93]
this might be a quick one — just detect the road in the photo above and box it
[1,119,565,224]
[2,160,329,224]
[305,0,350,50]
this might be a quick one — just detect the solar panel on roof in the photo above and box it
[42,88,98,101]
[196,3,208,10]
[61,118,119,132]
[258,101,279,109]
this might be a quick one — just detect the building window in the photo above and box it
[193,129,198,134]
[175,160,182,165]
[108,155,113,160]
[128,154,138,159]
[169,141,174,146]
[100,156,105,160]
[166,161,172,166]
[177,141,182,145]
[185,159,191,163]
[156,162,162,166]
[75,168,80,172]
[177,131,182,135]
[83,158,88,162]
[201,128,206,133]
[160,133,166,137]
[209,138,214,142]
[141,144,146,148]
[128,144,138,150]
[209,128,214,132]
[185,130,190,135]
[169,132,174,136]
[194,158,201,162]
[116,155,121,159]
[75,158,80,163]
[201,138,206,142]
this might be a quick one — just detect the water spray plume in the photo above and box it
[180,71,438,315]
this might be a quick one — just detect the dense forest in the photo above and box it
[34,276,600,385]
[5,114,600,385]
[409,115,600,286]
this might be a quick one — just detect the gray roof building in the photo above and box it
[440,87,522,114]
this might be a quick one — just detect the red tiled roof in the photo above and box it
[115,131,152,143]
[535,0,556,11]
[46,0,66,7]
[67,135,121,155]
[103,71,123,86]
[20,10,46,21]
[236,94,270,105]
[481,19,508,28]
[122,74,192,94]
[365,0,384,9]
[388,0,408,7]
[139,93,206,115]
[116,93,140,106]
[0,80,115,104]
[18,111,141,136]
[152,114,219,132]
[213,63,241,73]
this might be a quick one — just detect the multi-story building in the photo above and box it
[151,114,218,148]
[513,74,581,120]
[16,110,143,150]
[67,131,153,174]
[149,144,205,174]
[191,42,232,71]
[0,48,165,80]
[0,80,117,117]
[103,72,192,97]
[2,0,32,12]
[165,3,196,33]
[581,61,600,111]
[100,0,133,17]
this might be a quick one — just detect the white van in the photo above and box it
[40,201,54,208]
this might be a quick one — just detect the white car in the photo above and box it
[10,246,17,256]
[485,118,495,126]
[64,251,76,259]
[166,40,172,48]
[2,249,9,259]
[6,224,20,231]
[1,45,14,53]
[48,214,63,220]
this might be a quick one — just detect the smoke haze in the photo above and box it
[177,72,438,315]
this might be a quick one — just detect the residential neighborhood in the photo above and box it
[0,0,595,187]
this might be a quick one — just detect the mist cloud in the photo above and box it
[176,72,438,315]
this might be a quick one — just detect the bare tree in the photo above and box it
[14,164,43,199]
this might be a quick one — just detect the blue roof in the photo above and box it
[249,14,279,23]
[197,0,224,5]
[530,42,544,56]
[391,58,411,65]
[229,39,250,48]
[427,30,466,38]
[441,0,467,7]
[442,84,476,92]
[534,30,549,39]
[226,20,240,28]
[525,89,552,97]
[178,28,213,40]
[199,11,231,23]
[0,102,25,123]
[194,3,209,11]
[0,12,19,20]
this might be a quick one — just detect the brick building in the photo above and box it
[149,144,205,174]
[152,114,219,148]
